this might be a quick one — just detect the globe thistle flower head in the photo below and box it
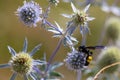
[97,46,120,73]
[16,1,42,27]
[64,50,86,71]
[62,3,95,35]
[10,52,33,74]
[105,17,120,42]
[0,38,45,80]
[49,0,59,6]
[71,3,90,26]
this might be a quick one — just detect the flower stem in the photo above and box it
[93,62,120,80]
[44,20,71,73]
[45,38,63,72]
[44,20,64,72]
[81,29,87,46]
[77,70,82,80]
[43,3,51,19]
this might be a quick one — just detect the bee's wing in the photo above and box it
[86,46,105,50]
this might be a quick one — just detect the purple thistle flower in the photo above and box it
[0,38,45,80]
[64,50,86,71]
[16,1,42,27]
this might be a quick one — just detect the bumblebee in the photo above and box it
[78,46,105,66]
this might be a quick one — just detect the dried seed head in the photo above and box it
[10,52,33,74]
[97,46,120,73]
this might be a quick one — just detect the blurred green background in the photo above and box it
[0,0,119,80]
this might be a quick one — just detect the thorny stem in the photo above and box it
[93,62,120,80]
[41,3,51,28]
[44,18,79,74]
[44,20,69,73]
[41,2,66,74]
[43,3,51,19]
[45,37,63,72]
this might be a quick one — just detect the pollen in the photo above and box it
[10,52,33,74]
[73,11,87,25]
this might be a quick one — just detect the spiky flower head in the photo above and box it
[64,50,86,71]
[16,1,42,27]
[62,3,95,35]
[97,46,120,73]
[49,0,59,6]
[105,17,120,42]
[0,38,45,80]
[10,52,33,74]
[71,4,89,26]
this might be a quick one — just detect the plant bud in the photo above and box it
[105,17,120,42]
[97,46,120,73]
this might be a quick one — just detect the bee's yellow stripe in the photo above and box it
[87,56,92,62]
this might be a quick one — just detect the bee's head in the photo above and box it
[78,46,85,52]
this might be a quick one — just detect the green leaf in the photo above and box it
[39,53,47,71]
[49,62,63,71]
[39,64,46,71]
[50,71,64,78]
